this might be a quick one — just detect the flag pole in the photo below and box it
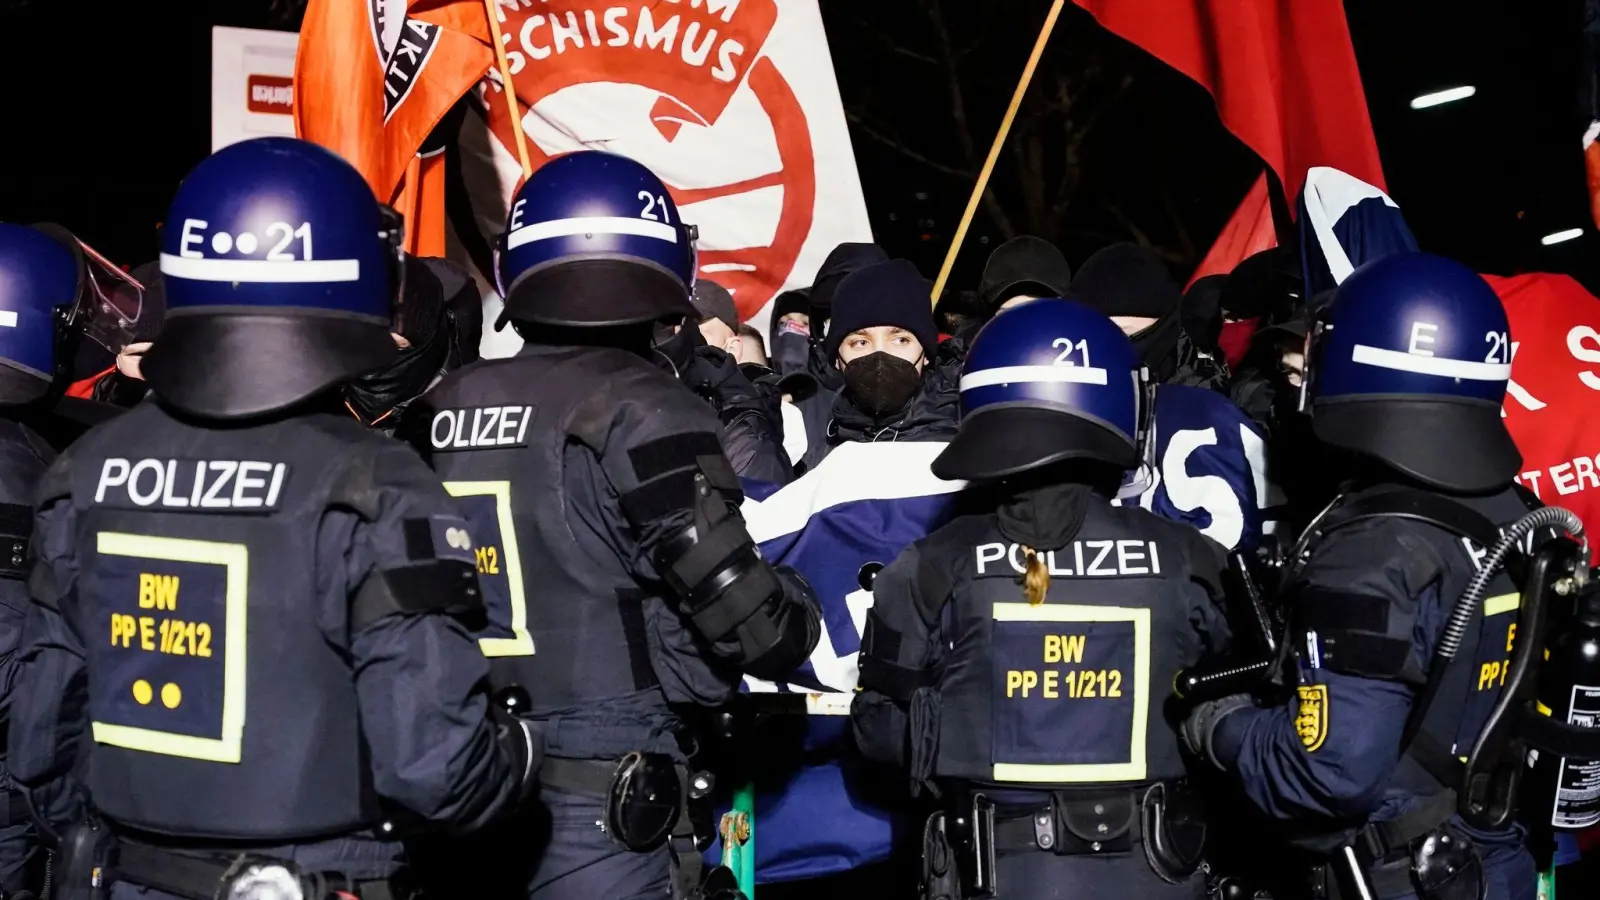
[483,0,534,178]
[929,0,1065,307]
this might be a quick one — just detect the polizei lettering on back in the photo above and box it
[430,406,535,451]
[95,459,289,511]
[973,540,1163,577]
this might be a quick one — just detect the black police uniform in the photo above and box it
[852,484,1232,900]
[7,401,529,899]
[407,341,816,898]
[0,417,58,895]
[1211,482,1539,900]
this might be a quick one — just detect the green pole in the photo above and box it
[734,782,756,896]
[1537,865,1556,900]
[719,784,757,898]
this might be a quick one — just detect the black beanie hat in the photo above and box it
[1066,243,1180,319]
[977,235,1073,313]
[822,259,937,362]
[810,242,889,323]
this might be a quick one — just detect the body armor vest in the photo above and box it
[61,405,389,840]
[417,345,731,758]
[1302,486,1533,805]
[933,503,1213,789]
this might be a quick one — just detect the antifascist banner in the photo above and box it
[412,0,872,345]
[1488,272,1600,534]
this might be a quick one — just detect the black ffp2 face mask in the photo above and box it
[842,351,922,417]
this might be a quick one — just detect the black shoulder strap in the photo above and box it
[1315,487,1501,552]
[1511,482,1542,512]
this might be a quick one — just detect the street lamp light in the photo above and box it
[1410,86,1476,109]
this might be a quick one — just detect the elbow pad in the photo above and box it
[654,475,820,676]
[738,567,822,681]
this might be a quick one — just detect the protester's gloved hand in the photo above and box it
[1180,693,1252,770]
[688,346,768,418]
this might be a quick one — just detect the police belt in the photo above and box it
[976,787,1145,855]
[113,839,396,900]
[540,756,695,836]
[1313,791,1462,900]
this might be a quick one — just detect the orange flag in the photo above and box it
[392,149,449,257]
[294,0,491,216]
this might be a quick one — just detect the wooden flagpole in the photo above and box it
[483,0,534,178]
[929,0,1066,306]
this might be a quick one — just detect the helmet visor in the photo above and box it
[69,239,145,354]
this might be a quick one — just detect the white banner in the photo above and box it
[211,26,299,152]
[216,3,870,362]
[462,0,873,358]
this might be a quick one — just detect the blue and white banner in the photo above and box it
[1298,165,1418,296]
[1119,384,1271,551]
[740,440,967,705]
[712,440,965,882]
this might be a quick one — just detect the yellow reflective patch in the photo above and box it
[1296,684,1329,752]
[1483,593,1520,618]
[989,602,1151,783]
[90,532,247,764]
[443,481,535,658]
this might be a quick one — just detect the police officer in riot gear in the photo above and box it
[0,222,133,899]
[1182,253,1540,900]
[851,298,1232,899]
[6,137,539,900]
[404,150,820,900]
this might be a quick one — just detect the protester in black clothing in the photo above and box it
[768,287,812,376]
[1067,242,1229,390]
[1213,247,1302,371]
[1181,272,1227,356]
[653,278,793,484]
[799,258,957,472]
[788,242,892,470]
[349,255,482,434]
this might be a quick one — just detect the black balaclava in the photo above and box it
[345,256,450,425]
[769,288,812,376]
[1066,243,1185,380]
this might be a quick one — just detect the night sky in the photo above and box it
[2,0,1594,295]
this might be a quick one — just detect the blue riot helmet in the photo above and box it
[1302,251,1520,493]
[495,150,699,329]
[142,137,404,420]
[0,223,80,405]
[932,298,1148,482]
[0,222,143,406]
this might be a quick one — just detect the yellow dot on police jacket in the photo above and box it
[132,679,153,705]
[161,682,182,709]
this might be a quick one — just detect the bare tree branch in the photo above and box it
[925,0,1015,239]
[845,113,973,180]
[847,13,939,65]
